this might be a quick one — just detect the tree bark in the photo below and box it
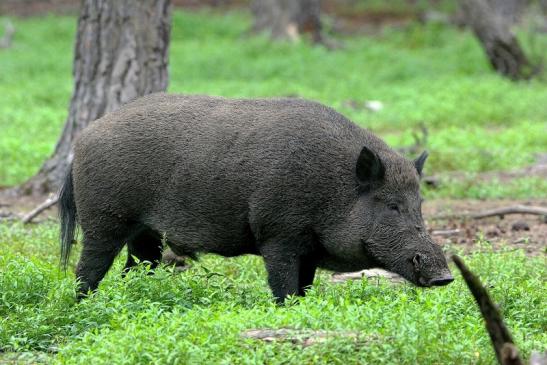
[251,0,323,43]
[459,0,536,80]
[21,0,171,195]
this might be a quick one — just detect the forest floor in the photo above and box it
[0,6,545,365]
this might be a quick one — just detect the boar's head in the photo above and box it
[321,146,453,287]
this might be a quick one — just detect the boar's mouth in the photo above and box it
[415,274,454,287]
[427,276,454,286]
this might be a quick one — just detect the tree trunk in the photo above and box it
[21,0,171,195]
[251,0,323,43]
[459,0,536,80]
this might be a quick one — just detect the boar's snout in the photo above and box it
[411,251,453,288]
[427,275,454,286]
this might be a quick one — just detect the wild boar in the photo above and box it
[59,93,453,302]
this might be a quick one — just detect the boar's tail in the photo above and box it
[59,163,77,270]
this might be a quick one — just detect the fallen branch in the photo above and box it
[21,195,59,224]
[431,229,460,237]
[434,205,547,220]
[471,205,547,219]
[331,268,406,284]
[241,328,363,347]
[0,20,15,49]
[452,255,523,365]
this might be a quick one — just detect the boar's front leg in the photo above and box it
[260,242,317,304]
[261,248,299,303]
[298,257,317,296]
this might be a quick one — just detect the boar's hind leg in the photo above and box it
[123,229,163,274]
[76,233,125,300]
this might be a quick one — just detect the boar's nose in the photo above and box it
[428,275,454,286]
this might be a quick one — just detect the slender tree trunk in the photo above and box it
[459,0,536,80]
[251,0,323,43]
[21,0,171,195]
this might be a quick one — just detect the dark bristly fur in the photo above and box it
[62,93,453,302]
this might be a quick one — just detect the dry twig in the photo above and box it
[21,195,59,224]
[431,229,460,237]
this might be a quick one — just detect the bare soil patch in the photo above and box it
[424,199,546,257]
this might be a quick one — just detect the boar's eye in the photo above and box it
[387,203,400,213]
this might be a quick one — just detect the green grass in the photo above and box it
[0,221,545,364]
[0,10,546,197]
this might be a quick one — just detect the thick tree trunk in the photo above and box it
[251,0,323,43]
[459,0,536,80]
[21,0,171,195]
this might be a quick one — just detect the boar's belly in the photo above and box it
[147,212,258,258]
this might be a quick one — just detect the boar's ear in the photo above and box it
[356,146,385,186]
[414,150,429,177]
